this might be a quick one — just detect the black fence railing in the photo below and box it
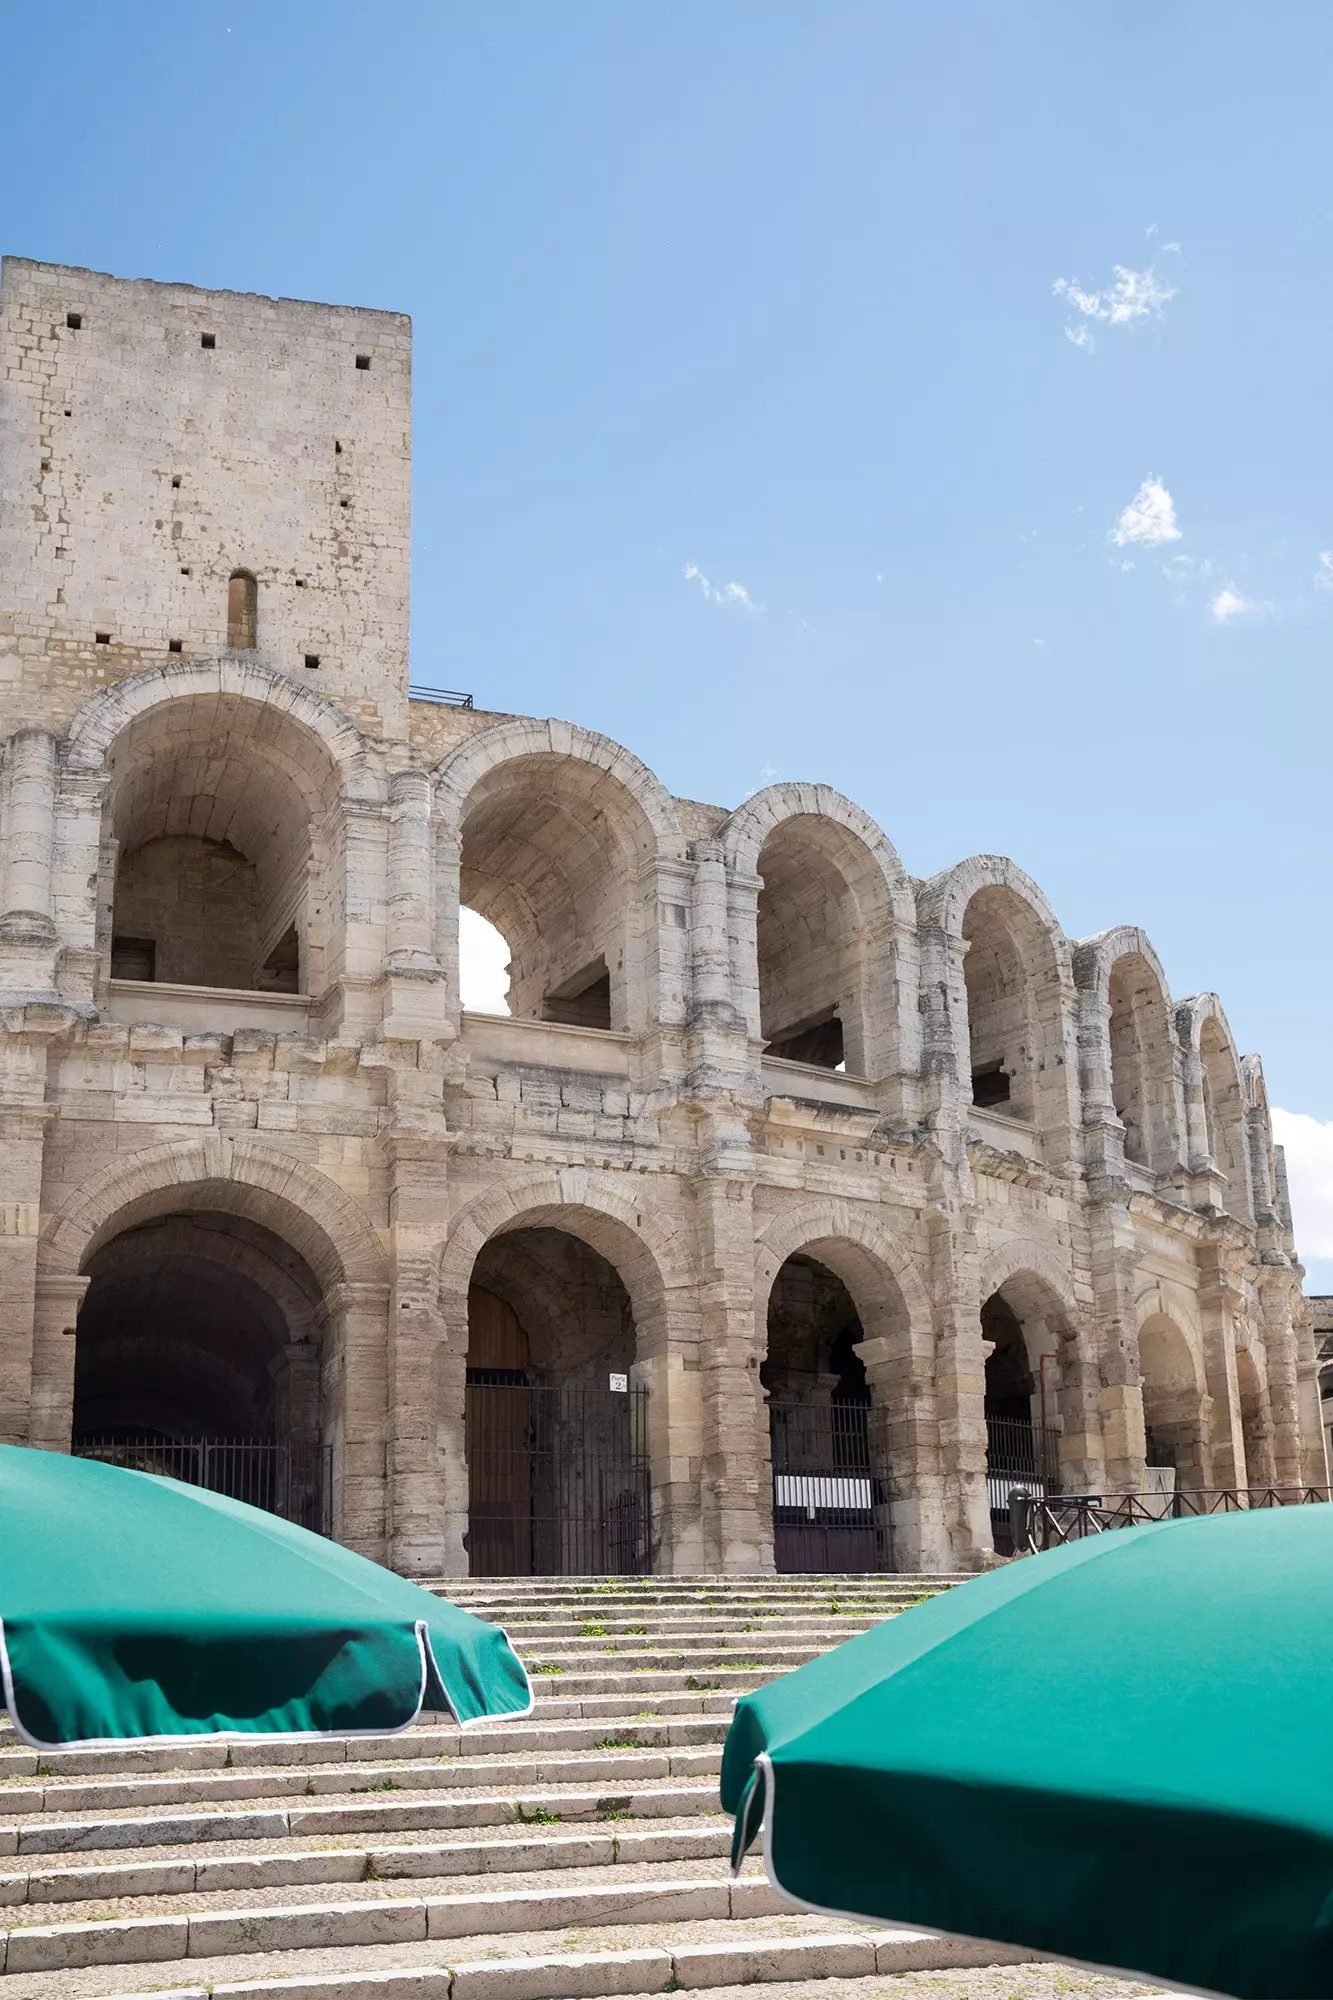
[465,1382,650,1577]
[1012,1485,1333,1553]
[72,1436,331,1535]
[407,685,473,707]
[769,1400,893,1573]
[986,1416,1062,1554]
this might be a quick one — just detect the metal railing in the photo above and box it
[769,1401,894,1573]
[1011,1484,1333,1553]
[408,685,474,707]
[73,1436,332,1535]
[464,1382,650,1577]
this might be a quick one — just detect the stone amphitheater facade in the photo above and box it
[0,254,1322,1581]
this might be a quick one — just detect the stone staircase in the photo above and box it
[0,1573,1043,2000]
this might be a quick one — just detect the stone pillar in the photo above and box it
[321,1279,390,1563]
[1257,1265,1306,1489]
[690,843,741,1026]
[917,924,969,1170]
[1085,1194,1145,1493]
[386,772,436,970]
[28,1275,88,1451]
[694,1175,769,1572]
[382,1130,454,1575]
[1195,1233,1247,1489]
[2,730,57,932]
[926,1208,991,1568]
[51,770,109,1007]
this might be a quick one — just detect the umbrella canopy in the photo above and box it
[0,1445,531,1746]
[724,1507,1333,2000]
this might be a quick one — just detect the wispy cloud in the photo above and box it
[684,563,762,612]
[1210,585,1271,623]
[1054,263,1177,351]
[1110,478,1182,549]
[1316,551,1333,591]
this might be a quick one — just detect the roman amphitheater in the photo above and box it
[0,254,1323,1582]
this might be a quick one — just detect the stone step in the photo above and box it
[7,1784,716,1856]
[1,1874,797,1971]
[0,1823,737,1906]
[0,1718,731,1793]
[0,1918,1029,2000]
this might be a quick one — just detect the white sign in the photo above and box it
[608,1372,628,1394]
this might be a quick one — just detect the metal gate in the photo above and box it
[769,1401,893,1573]
[465,1382,651,1577]
[73,1436,331,1535]
[986,1415,1060,1553]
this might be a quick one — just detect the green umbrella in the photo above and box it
[0,1445,531,1746]
[724,1507,1333,2000]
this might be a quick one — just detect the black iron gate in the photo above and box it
[986,1415,1060,1553]
[465,1382,651,1577]
[769,1400,893,1572]
[72,1435,331,1535]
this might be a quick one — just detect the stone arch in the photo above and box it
[60,661,380,1001]
[754,1199,935,1570]
[432,720,685,1036]
[919,857,1076,1134]
[63,657,374,787]
[1074,927,1182,1171]
[40,1135,388,1291]
[720,784,918,1079]
[439,1169,692,1578]
[1178,994,1254,1222]
[1235,1342,1275,1487]
[1137,1309,1210,1489]
[977,1240,1093,1518]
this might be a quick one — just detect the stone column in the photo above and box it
[694,1174,769,1572]
[925,1208,991,1568]
[1,730,57,933]
[1257,1265,1306,1489]
[1085,1193,1145,1493]
[1195,1232,1247,1489]
[917,924,970,1170]
[50,770,109,1007]
[321,1279,390,1563]
[28,1275,88,1451]
[386,771,436,970]
[690,843,740,1027]
[382,1130,454,1575]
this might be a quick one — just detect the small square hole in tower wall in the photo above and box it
[304,654,320,670]
[168,640,183,653]
[355,354,371,370]
[95,632,111,645]
[171,477,182,489]
[66,313,81,330]
[201,333,216,349]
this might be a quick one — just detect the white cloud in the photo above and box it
[684,562,761,612]
[1054,263,1177,350]
[1110,478,1182,548]
[1210,585,1270,623]
[459,906,510,1015]
[1272,1111,1333,1258]
[1316,551,1333,591]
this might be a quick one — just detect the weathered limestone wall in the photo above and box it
[0,257,1321,1583]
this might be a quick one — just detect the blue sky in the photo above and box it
[7,2,1333,1278]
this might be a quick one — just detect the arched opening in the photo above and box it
[105,692,336,994]
[72,1209,325,1527]
[457,754,654,1033]
[1200,1017,1252,1220]
[762,1251,887,1571]
[1108,954,1176,1169]
[1235,1346,1273,1488]
[982,1278,1070,1551]
[1139,1314,1208,1493]
[963,885,1061,1125]
[463,1226,647,1575]
[460,907,511,1014]
[227,571,258,651]
[756,817,888,1073]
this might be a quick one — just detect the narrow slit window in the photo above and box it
[227,570,257,649]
